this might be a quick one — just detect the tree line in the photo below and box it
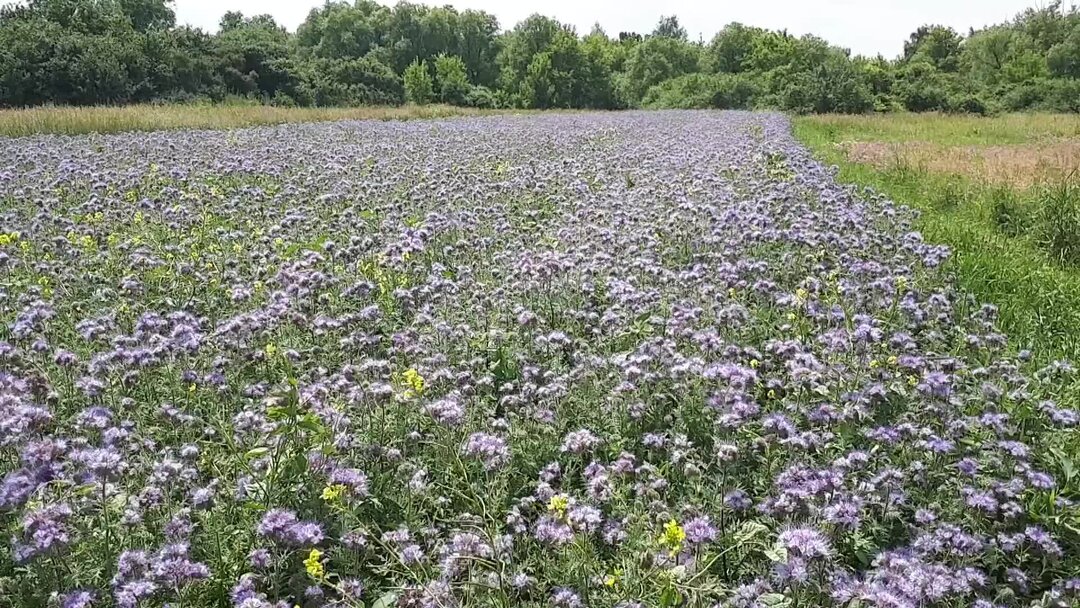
[1,0,1079,113]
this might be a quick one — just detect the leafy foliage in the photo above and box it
[0,0,1079,112]
[403,59,433,105]
[433,54,470,105]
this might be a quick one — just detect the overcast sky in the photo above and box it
[173,0,1053,58]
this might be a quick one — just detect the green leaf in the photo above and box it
[733,520,769,544]
[371,592,398,608]
[298,414,325,434]
[266,406,290,421]
[763,544,788,563]
[659,586,680,608]
[759,593,791,608]
[245,447,270,459]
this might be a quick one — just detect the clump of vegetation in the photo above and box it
[933,177,967,211]
[989,186,1032,237]
[1035,177,1080,266]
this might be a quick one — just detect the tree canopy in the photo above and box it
[1,0,1078,113]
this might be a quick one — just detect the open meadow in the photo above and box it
[1,110,1079,608]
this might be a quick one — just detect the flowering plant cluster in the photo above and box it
[0,111,1077,608]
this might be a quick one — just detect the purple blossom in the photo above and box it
[683,516,718,545]
[560,429,601,454]
[777,527,832,559]
[462,432,510,470]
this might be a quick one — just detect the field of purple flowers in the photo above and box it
[1,111,1078,608]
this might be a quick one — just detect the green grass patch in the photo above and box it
[794,117,1080,363]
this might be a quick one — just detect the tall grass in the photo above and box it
[794,117,1080,363]
[0,103,512,137]
[1036,177,1080,266]
[806,112,1080,145]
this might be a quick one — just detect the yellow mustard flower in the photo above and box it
[658,519,686,555]
[401,368,425,398]
[547,494,569,517]
[321,484,347,502]
[303,548,324,579]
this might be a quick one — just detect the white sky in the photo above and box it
[172,0,1054,58]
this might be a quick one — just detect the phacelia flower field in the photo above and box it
[1,111,1078,608]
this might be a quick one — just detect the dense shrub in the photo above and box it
[947,93,990,115]
[642,73,759,109]
[403,59,434,105]
[464,85,498,108]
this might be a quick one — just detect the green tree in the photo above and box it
[1048,25,1080,78]
[642,73,758,109]
[706,23,760,73]
[403,58,433,104]
[118,0,175,32]
[294,1,387,60]
[651,15,687,41]
[212,13,295,98]
[578,27,619,108]
[520,31,586,108]
[962,26,1015,85]
[498,15,580,107]
[902,25,962,72]
[619,35,701,105]
[434,54,470,105]
[892,60,954,111]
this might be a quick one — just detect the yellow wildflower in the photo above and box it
[749,358,760,369]
[401,368,425,398]
[321,484,347,502]
[547,494,569,517]
[658,519,686,556]
[304,548,325,579]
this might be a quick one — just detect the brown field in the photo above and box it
[841,140,1080,188]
